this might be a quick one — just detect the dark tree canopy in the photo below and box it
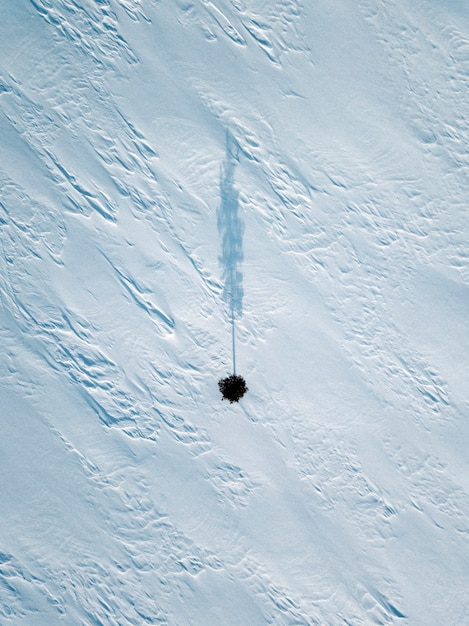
[218,375,248,403]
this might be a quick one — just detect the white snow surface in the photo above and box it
[1,0,469,624]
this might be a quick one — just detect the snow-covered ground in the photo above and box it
[1,0,469,623]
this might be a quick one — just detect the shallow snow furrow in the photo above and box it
[292,425,398,543]
[103,255,175,336]
[203,460,258,508]
[117,0,152,24]
[161,412,212,456]
[0,551,65,622]
[226,554,321,625]
[29,0,138,67]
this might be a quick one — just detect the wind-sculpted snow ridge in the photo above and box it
[1,0,469,624]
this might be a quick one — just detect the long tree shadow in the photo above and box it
[217,131,244,375]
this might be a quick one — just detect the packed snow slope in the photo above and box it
[1,0,469,624]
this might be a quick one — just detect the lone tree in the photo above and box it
[218,374,248,403]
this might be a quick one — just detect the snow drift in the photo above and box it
[1,0,469,624]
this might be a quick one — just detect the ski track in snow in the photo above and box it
[1,0,469,624]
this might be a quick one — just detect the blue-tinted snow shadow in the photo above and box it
[217,131,244,374]
[218,131,244,319]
